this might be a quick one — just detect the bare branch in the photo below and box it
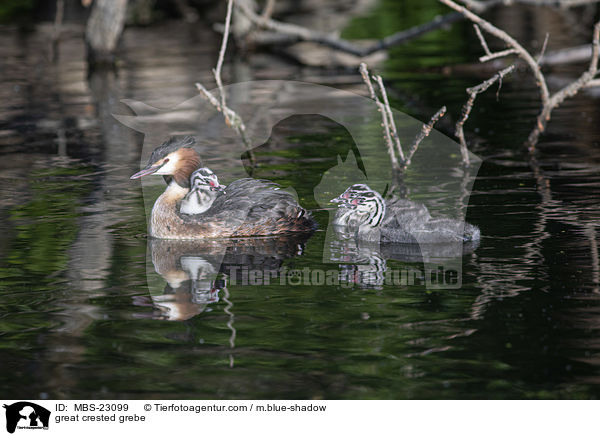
[585,78,600,87]
[359,63,400,171]
[228,0,600,71]
[439,0,550,109]
[442,0,600,150]
[361,64,448,172]
[527,21,600,148]
[458,0,489,12]
[374,75,404,163]
[537,32,550,64]
[455,65,516,166]
[479,48,518,62]
[195,82,222,109]
[233,0,506,57]
[366,11,466,55]
[359,63,378,100]
[213,0,235,123]
[195,0,255,167]
[473,24,491,56]
[474,23,519,62]
[403,106,447,169]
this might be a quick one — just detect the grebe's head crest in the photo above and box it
[148,136,196,164]
[130,136,202,188]
[190,167,225,192]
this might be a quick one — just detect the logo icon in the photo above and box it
[3,402,50,434]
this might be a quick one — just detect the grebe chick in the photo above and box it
[332,184,480,244]
[130,136,316,239]
[180,168,225,215]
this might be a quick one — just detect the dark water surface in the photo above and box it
[1,1,600,399]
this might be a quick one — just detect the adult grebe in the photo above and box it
[332,184,480,243]
[130,136,315,239]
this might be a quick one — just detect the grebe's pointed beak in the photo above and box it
[331,194,357,208]
[130,160,167,179]
[210,183,226,193]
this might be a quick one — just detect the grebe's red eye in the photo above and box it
[209,181,216,187]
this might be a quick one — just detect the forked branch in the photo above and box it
[405,106,447,169]
[439,0,600,150]
[527,21,600,148]
[359,63,402,170]
[439,0,550,108]
[455,65,515,166]
[360,63,446,172]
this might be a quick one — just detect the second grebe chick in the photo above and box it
[332,184,480,244]
[180,168,225,215]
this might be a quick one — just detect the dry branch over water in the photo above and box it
[360,63,446,172]
[226,0,600,151]
[439,0,600,150]
[455,65,515,165]
[195,0,255,167]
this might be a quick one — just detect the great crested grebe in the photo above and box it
[130,136,315,239]
[332,184,480,243]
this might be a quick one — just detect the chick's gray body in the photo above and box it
[333,187,480,244]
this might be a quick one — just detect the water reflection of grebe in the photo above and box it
[139,235,312,321]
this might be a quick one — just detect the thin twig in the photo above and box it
[458,0,489,12]
[455,65,515,166]
[439,0,550,108]
[403,106,447,169]
[527,21,600,148]
[473,24,491,56]
[214,0,234,124]
[196,82,253,149]
[374,75,404,162]
[235,0,596,58]
[233,0,501,57]
[361,63,447,173]
[442,0,600,150]
[195,0,255,170]
[479,48,518,62]
[359,63,400,170]
[537,32,550,64]
[585,78,600,87]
